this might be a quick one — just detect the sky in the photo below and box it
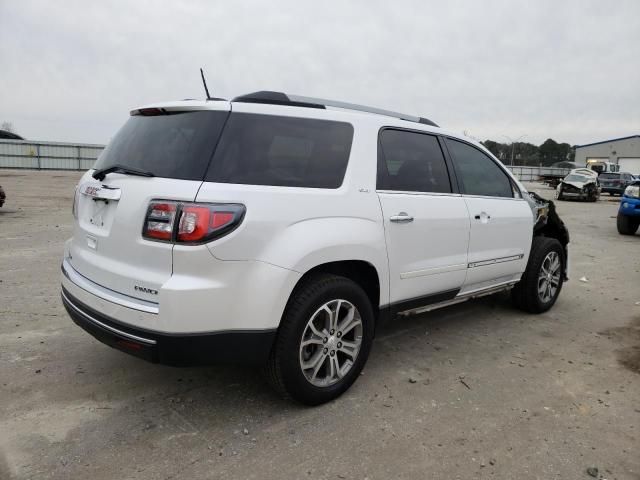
[1,0,639,146]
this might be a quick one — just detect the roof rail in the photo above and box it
[232,91,439,127]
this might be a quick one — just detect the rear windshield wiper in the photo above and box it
[92,164,155,181]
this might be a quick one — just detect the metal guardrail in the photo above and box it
[0,139,105,171]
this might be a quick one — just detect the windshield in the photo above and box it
[93,111,228,181]
[564,174,589,182]
[599,173,620,179]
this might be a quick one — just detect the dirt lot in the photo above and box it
[0,170,638,480]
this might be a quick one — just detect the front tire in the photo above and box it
[265,273,375,405]
[617,213,639,235]
[512,237,565,313]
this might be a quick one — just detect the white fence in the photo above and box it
[0,139,105,170]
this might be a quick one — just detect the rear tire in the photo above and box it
[265,273,375,405]
[512,237,565,314]
[617,213,639,235]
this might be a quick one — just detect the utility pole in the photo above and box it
[501,134,528,166]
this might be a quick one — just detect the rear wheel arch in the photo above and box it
[291,260,381,316]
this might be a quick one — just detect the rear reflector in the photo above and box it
[116,339,143,351]
[143,201,245,244]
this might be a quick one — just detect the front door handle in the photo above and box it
[390,212,414,223]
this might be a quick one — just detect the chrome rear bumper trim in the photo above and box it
[61,258,159,314]
[62,290,156,345]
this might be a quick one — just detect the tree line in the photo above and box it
[482,138,576,166]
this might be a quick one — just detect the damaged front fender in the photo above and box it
[526,191,570,279]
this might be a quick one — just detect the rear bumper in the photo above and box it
[62,287,276,366]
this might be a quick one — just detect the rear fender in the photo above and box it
[256,217,389,306]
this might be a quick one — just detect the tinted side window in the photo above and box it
[447,139,513,198]
[206,113,353,188]
[378,129,451,193]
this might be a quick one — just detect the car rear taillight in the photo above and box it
[142,201,244,244]
[143,202,178,241]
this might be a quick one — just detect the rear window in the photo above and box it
[94,111,228,181]
[599,173,619,179]
[205,113,354,188]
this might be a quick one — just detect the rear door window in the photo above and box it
[206,113,354,188]
[377,129,451,193]
[93,111,228,181]
[446,139,514,198]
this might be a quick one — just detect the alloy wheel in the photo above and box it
[299,299,363,387]
[538,251,561,303]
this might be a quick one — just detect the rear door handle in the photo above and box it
[390,212,414,223]
[474,212,491,222]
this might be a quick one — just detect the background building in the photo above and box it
[574,135,640,174]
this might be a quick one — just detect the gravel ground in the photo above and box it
[0,170,638,480]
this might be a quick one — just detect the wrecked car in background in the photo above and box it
[556,168,600,202]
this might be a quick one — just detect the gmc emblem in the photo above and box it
[84,186,101,197]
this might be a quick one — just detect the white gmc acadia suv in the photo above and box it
[61,91,569,405]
